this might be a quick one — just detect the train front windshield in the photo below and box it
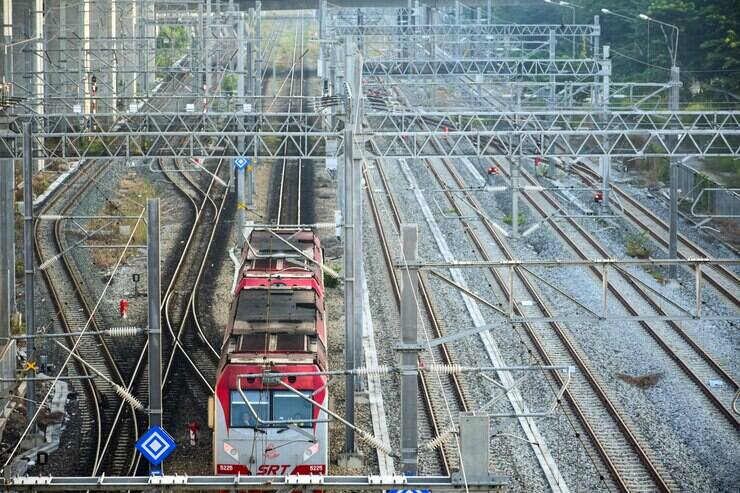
[230,390,269,427]
[230,390,314,428]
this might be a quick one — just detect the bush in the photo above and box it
[625,232,652,258]
[222,74,238,94]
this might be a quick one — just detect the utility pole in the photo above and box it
[342,122,356,456]
[399,224,419,475]
[147,198,162,475]
[23,122,35,432]
[511,87,522,238]
[318,0,326,79]
[0,0,14,319]
[601,46,611,206]
[347,40,364,395]
[0,140,10,342]
[236,13,246,248]
[592,15,600,59]
[340,36,364,460]
[205,0,212,95]
[591,16,600,109]
[255,1,261,115]
[549,29,556,108]
[31,0,44,168]
[668,64,680,280]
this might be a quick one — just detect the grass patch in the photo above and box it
[324,263,341,289]
[595,217,609,228]
[503,213,526,226]
[625,231,653,258]
[645,266,666,284]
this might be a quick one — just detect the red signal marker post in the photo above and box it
[119,299,129,319]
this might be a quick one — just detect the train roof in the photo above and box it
[233,288,319,336]
[244,229,318,262]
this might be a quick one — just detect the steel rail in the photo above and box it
[391,76,672,489]
[372,156,469,413]
[123,52,236,473]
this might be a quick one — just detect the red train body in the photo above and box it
[212,229,328,482]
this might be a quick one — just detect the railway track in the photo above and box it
[273,18,308,225]
[149,156,228,474]
[477,157,740,431]
[34,160,140,475]
[567,161,740,310]
[34,58,209,475]
[363,155,470,476]
[425,154,677,492]
[160,156,225,399]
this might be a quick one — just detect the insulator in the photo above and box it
[423,427,456,451]
[359,430,393,456]
[354,366,392,377]
[115,385,143,410]
[39,254,62,271]
[105,327,142,337]
[426,363,463,375]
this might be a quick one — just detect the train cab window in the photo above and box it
[272,391,312,427]
[230,390,269,427]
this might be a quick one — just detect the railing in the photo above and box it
[677,163,740,218]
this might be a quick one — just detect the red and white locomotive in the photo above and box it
[211,229,328,478]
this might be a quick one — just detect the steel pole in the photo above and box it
[205,0,212,95]
[4,137,13,317]
[317,0,325,79]
[593,15,600,58]
[668,65,680,279]
[146,198,162,475]
[400,224,418,475]
[343,122,355,454]
[0,157,9,342]
[236,14,246,247]
[23,122,35,432]
[511,89,521,238]
[571,7,576,58]
[246,23,255,211]
[351,46,363,394]
[601,46,611,207]
[548,29,556,107]
[255,1,261,115]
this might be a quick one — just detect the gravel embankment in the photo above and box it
[456,156,739,492]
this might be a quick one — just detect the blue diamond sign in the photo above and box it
[389,491,430,493]
[234,157,251,170]
[136,425,176,466]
